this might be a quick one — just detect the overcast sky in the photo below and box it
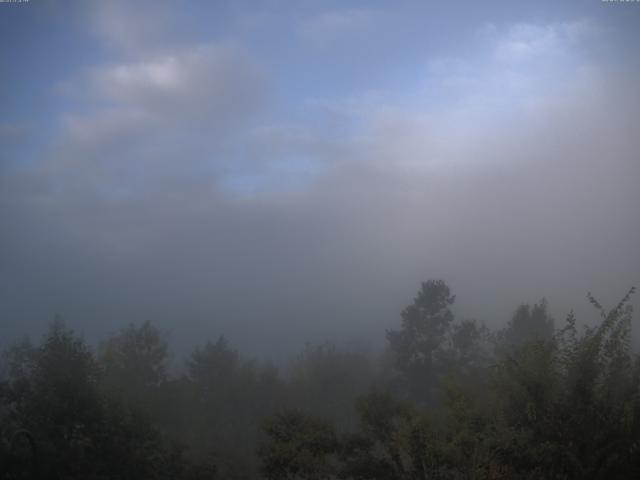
[1,0,639,359]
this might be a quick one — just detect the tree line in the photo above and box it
[1,280,638,479]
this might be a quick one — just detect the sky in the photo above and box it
[1,0,639,359]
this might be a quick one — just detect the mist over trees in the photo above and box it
[1,280,638,479]
[2,1,639,478]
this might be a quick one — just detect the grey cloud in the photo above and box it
[86,44,263,123]
[88,0,179,55]
[1,12,639,359]
[3,62,638,357]
[37,40,266,209]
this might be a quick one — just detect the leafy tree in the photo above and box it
[491,288,640,478]
[340,390,439,480]
[259,410,339,480]
[188,336,239,390]
[500,299,554,348]
[18,319,102,458]
[2,282,637,479]
[186,336,283,479]
[288,343,372,430]
[1,320,198,480]
[387,280,489,405]
[99,321,170,396]
[387,280,456,404]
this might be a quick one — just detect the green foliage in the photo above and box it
[500,299,555,348]
[188,336,239,389]
[259,283,638,480]
[99,321,169,393]
[387,280,490,405]
[185,336,283,479]
[0,319,206,480]
[289,343,372,430]
[386,280,456,404]
[1,281,637,479]
[259,410,339,480]
[490,287,640,478]
[13,319,102,453]
[341,391,440,480]
[387,280,455,373]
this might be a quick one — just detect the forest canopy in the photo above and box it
[1,281,638,479]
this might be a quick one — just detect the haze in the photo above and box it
[1,0,639,359]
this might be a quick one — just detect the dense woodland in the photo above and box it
[1,280,638,479]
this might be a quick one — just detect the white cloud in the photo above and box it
[86,44,263,123]
[36,38,266,211]
[493,19,597,64]
[2,8,638,353]
[408,18,603,137]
